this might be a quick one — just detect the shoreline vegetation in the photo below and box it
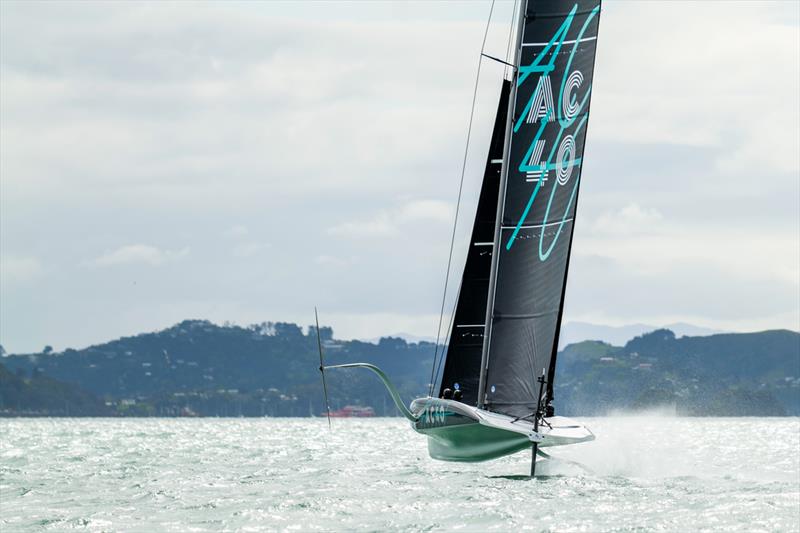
[1,320,798,417]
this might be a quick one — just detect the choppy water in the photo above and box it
[1,417,798,532]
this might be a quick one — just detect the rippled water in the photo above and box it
[1,417,798,532]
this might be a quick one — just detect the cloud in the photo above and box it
[592,2,800,177]
[398,199,454,224]
[0,2,489,206]
[591,203,663,236]
[315,255,357,268]
[576,224,798,286]
[328,212,398,239]
[564,252,799,331]
[233,242,270,258]
[0,1,797,352]
[0,255,43,284]
[328,199,454,239]
[316,311,446,343]
[89,245,189,267]
[224,225,249,238]
[224,226,270,257]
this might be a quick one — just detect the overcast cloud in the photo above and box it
[1,1,798,353]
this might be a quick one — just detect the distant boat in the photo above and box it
[325,405,376,418]
[320,0,601,476]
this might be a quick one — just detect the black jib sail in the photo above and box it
[479,0,601,418]
[438,81,511,405]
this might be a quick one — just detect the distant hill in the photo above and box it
[555,329,799,416]
[360,332,437,344]
[558,321,725,348]
[361,322,724,348]
[0,363,109,416]
[1,321,797,416]
[1,320,433,417]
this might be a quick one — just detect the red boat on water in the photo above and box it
[325,405,375,418]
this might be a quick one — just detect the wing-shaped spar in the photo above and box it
[320,0,601,475]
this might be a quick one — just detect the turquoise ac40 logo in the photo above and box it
[506,3,600,259]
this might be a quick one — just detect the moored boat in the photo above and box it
[326,405,376,418]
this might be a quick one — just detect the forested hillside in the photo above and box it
[2,321,798,416]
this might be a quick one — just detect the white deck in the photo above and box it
[410,397,594,448]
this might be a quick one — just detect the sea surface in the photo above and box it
[1,416,798,532]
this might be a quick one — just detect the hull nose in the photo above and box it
[411,398,531,462]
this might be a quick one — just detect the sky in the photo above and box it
[1,0,798,353]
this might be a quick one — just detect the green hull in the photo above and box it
[416,420,532,462]
[410,398,535,462]
[321,364,531,461]
[320,364,592,464]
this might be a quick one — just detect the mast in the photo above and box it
[477,0,528,409]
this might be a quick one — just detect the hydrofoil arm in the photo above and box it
[323,363,419,422]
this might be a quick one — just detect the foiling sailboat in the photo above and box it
[318,0,601,475]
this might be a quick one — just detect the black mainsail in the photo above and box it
[481,0,601,418]
[439,1,601,419]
